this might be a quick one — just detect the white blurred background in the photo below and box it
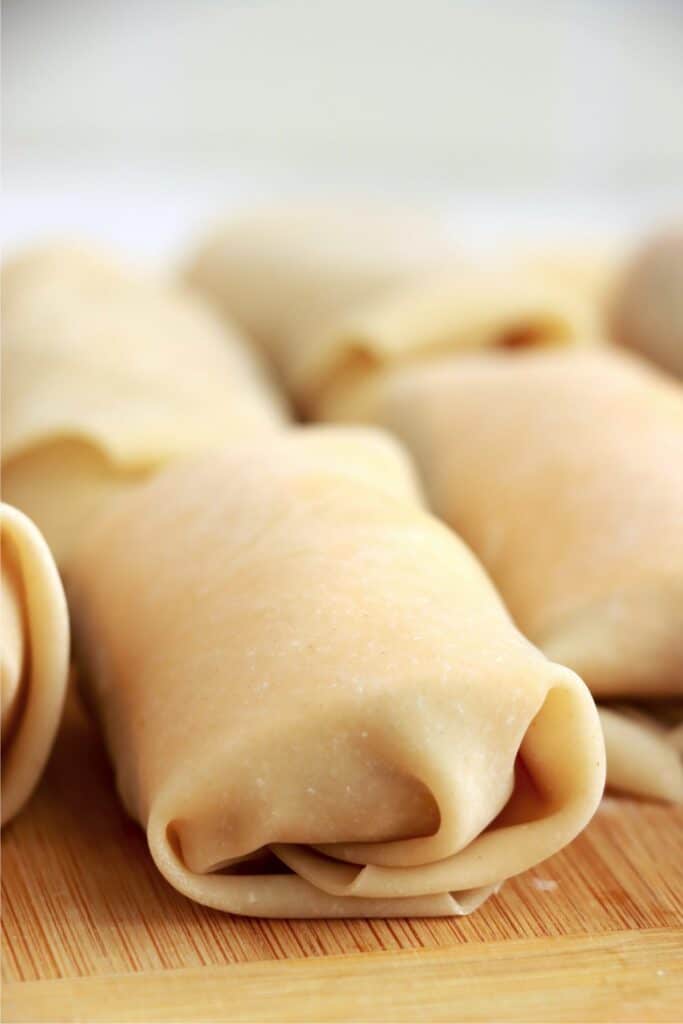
[3,0,683,261]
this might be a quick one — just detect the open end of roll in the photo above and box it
[147,668,603,915]
[153,705,447,880]
[0,506,70,826]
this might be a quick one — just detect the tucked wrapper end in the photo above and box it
[599,707,683,804]
[66,429,605,918]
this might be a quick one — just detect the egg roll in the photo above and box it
[2,243,286,563]
[66,429,605,918]
[326,349,683,799]
[186,206,600,414]
[2,504,69,825]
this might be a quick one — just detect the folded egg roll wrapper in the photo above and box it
[325,348,683,711]
[186,207,600,413]
[2,504,70,824]
[2,243,286,563]
[66,428,605,918]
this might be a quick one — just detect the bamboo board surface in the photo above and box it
[2,692,682,1022]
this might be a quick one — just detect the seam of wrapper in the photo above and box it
[146,811,497,917]
[268,669,605,900]
[143,668,604,907]
[0,504,70,825]
[143,706,457,870]
[291,275,600,408]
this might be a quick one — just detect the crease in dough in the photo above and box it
[66,428,605,917]
[1,503,70,825]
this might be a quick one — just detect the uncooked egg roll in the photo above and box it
[326,349,683,801]
[66,428,605,918]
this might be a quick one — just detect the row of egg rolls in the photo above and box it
[186,207,683,803]
[1,242,607,919]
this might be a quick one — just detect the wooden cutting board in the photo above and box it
[2,692,682,1022]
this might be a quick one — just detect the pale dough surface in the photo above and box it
[599,707,683,803]
[186,210,678,805]
[2,243,286,563]
[185,204,458,381]
[65,428,605,918]
[1,504,70,825]
[186,205,601,413]
[327,349,683,802]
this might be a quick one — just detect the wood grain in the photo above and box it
[2,690,682,989]
[4,929,681,1023]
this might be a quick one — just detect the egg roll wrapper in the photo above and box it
[2,504,69,824]
[66,429,604,918]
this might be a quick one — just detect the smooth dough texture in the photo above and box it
[611,229,683,379]
[66,429,605,918]
[2,504,70,825]
[330,348,683,699]
[599,707,683,803]
[327,349,683,800]
[2,243,286,563]
[504,241,621,308]
[186,206,600,413]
